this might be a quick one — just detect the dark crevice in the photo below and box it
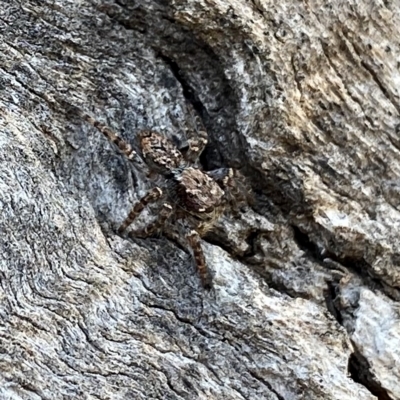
[203,235,237,258]
[290,55,303,95]
[204,226,297,298]
[248,370,286,400]
[359,59,399,112]
[291,225,400,301]
[292,225,321,260]
[204,228,259,260]
[341,30,400,115]
[249,264,296,299]
[348,350,393,400]
[156,51,230,172]
[293,223,394,398]
[323,280,342,325]
[241,230,261,259]
[158,52,208,121]
[106,0,246,173]
[144,302,214,340]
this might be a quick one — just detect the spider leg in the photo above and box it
[183,130,208,163]
[129,203,173,238]
[160,226,192,255]
[118,187,163,234]
[207,168,250,214]
[171,101,208,163]
[81,113,136,158]
[80,112,149,173]
[206,168,234,185]
[187,230,212,289]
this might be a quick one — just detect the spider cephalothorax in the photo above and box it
[81,111,244,288]
[174,167,224,214]
[140,131,183,173]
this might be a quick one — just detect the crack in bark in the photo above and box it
[319,38,375,128]
[341,29,400,115]
[291,225,400,301]
[157,52,208,122]
[292,225,398,399]
[348,347,393,400]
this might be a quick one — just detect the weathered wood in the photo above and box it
[0,0,399,398]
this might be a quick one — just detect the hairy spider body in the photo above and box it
[174,168,224,214]
[82,114,242,288]
[140,131,183,173]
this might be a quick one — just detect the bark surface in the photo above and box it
[0,0,399,399]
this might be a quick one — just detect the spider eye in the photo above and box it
[188,193,194,198]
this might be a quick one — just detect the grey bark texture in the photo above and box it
[0,0,399,399]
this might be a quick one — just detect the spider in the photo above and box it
[79,110,245,288]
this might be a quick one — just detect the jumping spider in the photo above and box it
[80,110,245,288]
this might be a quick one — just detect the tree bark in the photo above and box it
[0,0,398,399]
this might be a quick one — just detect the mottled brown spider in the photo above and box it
[80,111,244,288]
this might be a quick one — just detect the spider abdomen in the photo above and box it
[173,167,224,214]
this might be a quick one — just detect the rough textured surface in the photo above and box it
[1,0,399,399]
